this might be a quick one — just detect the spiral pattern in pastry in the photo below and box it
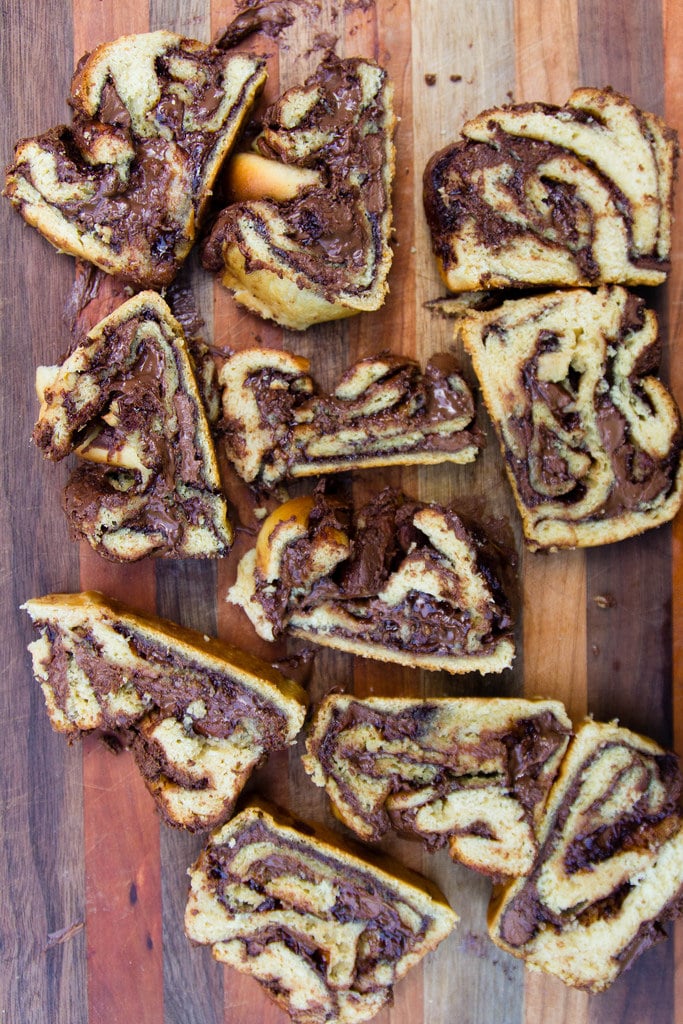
[201,55,396,330]
[460,285,683,549]
[22,591,307,832]
[488,719,683,991]
[303,694,572,877]
[423,87,678,292]
[219,347,482,487]
[184,803,457,1024]
[33,291,232,561]
[3,31,266,287]
[227,486,515,674]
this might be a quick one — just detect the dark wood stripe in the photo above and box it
[0,1,84,1022]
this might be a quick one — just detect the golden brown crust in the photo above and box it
[4,31,266,287]
[227,487,515,674]
[460,286,683,549]
[201,55,396,330]
[424,87,678,292]
[184,802,457,1024]
[22,591,307,831]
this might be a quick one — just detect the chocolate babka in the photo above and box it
[423,87,678,291]
[219,347,483,487]
[488,719,683,991]
[33,291,232,561]
[201,55,396,330]
[459,286,683,549]
[4,31,266,287]
[227,487,515,674]
[22,592,307,832]
[303,695,572,877]
[184,803,457,1024]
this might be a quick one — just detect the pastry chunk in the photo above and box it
[219,348,483,487]
[4,31,266,287]
[33,291,232,561]
[184,803,457,1024]
[423,87,678,291]
[22,591,307,832]
[488,719,683,991]
[460,286,683,549]
[303,695,571,878]
[227,487,515,674]
[201,55,396,330]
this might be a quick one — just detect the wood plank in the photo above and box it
[0,2,84,1023]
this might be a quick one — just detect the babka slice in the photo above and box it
[303,695,572,878]
[184,802,457,1024]
[219,347,483,488]
[201,55,396,330]
[488,719,683,991]
[227,486,515,674]
[423,87,678,291]
[33,290,232,561]
[22,591,307,832]
[459,286,683,549]
[3,31,266,288]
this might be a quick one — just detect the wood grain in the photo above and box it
[1,1,681,1023]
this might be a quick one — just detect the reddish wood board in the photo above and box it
[1,1,682,1022]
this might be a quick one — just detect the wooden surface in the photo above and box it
[1,1,682,1022]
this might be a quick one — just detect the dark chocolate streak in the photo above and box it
[44,622,289,742]
[201,56,390,297]
[501,296,681,515]
[204,816,428,990]
[498,741,682,949]
[313,701,569,842]
[423,125,669,276]
[254,488,513,657]
[13,43,263,285]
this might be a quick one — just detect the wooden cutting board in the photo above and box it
[2,1,682,1022]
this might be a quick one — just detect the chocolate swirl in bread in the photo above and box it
[459,286,683,549]
[33,291,232,561]
[3,31,266,287]
[201,55,395,330]
[184,803,457,1024]
[423,88,678,291]
[488,719,683,991]
[227,487,515,674]
[22,592,307,832]
[303,695,571,878]
[219,348,483,487]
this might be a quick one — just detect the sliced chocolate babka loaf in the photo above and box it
[488,719,683,991]
[4,30,266,287]
[201,55,396,330]
[218,347,483,488]
[303,694,572,877]
[227,486,515,674]
[459,286,683,549]
[424,87,678,291]
[22,591,307,832]
[185,803,457,1024]
[33,291,232,561]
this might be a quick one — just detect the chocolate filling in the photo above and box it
[254,488,513,659]
[201,55,391,297]
[498,741,683,949]
[423,122,670,276]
